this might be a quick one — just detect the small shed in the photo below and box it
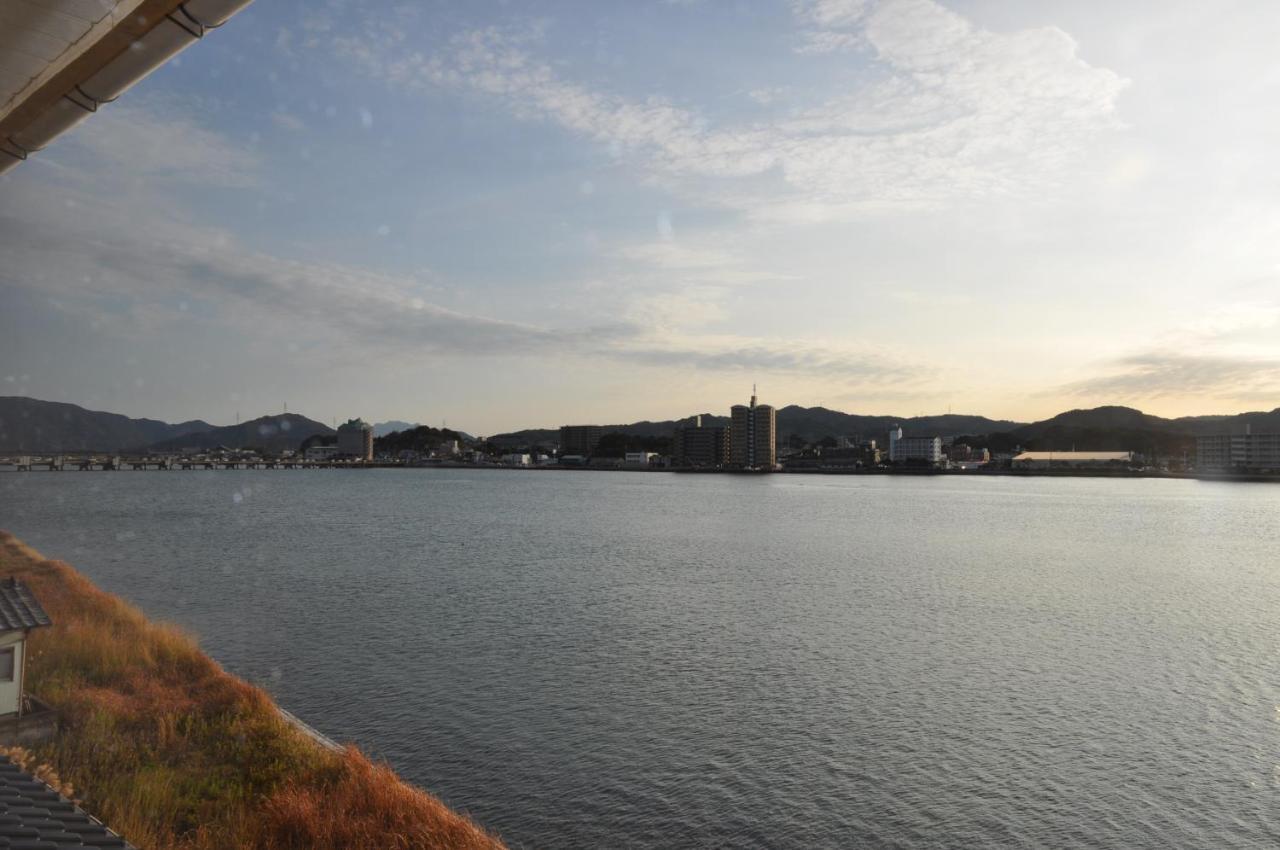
[0,578,52,717]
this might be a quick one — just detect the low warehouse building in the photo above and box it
[1012,451,1133,469]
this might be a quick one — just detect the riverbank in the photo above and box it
[0,530,505,850]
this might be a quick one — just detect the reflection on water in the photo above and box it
[2,470,1278,848]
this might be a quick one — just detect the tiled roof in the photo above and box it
[0,756,134,848]
[0,579,51,632]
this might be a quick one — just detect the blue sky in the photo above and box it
[3,0,1279,433]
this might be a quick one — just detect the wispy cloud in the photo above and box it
[270,111,307,132]
[618,335,923,383]
[1062,351,1280,403]
[3,192,927,384]
[0,201,630,360]
[332,0,1125,220]
[1,131,929,391]
[57,101,261,188]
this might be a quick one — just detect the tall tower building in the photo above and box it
[730,386,776,470]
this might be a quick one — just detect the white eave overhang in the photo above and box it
[0,0,253,175]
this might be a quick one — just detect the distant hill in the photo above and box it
[375,425,469,454]
[485,428,557,448]
[373,420,419,437]
[486,417,716,449]
[997,405,1280,453]
[486,402,1280,455]
[9,395,1278,457]
[1002,406,1188,454]
[1012,406,1174,438]
[487,406,1024,448]
[146,414,333,454]
[1171,408,1280,435]
[773,406,1022,443]
[0,397,212,452]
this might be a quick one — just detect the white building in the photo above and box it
[1012,451,1133,469]
[888,427,942,464]
[501,453,531,466]
[0,579,51,718]
[304,445,340,461]
[623,452,658,466]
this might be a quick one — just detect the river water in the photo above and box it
[2,469,1278,848]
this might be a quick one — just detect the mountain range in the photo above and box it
[2,396,1278,455]
[0,398,332,453]
[0,397,213,452]
[373,420,419,438]
[145,414,334,454]
[488,408,1026,447]
[486,404,1280,454]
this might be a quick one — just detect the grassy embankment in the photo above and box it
[0,531,505,850]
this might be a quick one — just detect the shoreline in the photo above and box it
[0,531,506,850]
[5,462,1278,482]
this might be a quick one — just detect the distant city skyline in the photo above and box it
[4,1,1280,434]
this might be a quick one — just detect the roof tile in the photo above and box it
[0,758,133,849]
[0,580,51,632]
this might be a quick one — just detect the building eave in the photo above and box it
[0,0,254,174]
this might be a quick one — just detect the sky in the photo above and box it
[2,0,1279,434]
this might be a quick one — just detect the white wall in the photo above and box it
[0,630,27,716]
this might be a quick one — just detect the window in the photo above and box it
[0,648,13,682]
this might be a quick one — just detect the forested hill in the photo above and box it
[992,405,1280,453]
[374,425,468,454]
[0,397,212,452]
[487,407,1024,448]
[8,395,1279,456]
[146,414,333,454]
[485,404,1280,453]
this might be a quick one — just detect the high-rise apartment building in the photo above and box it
[730,388,776,469]
[672,416,730,468]
[336,418,374,461]
[559,425,607,456]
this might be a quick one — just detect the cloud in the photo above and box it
[793,0,872,30]
[1,77,945,399]
[0,200,630,360]
[57,101,261,188]
[617,336,922,383]
[1182,301,1280,339]
[613,240,794,285]
[270,111,307,132]
[332,1,1125,220]
[747,87,789,105]
[0,170,927,389]
[3,198,927,385]
[1061,351,1280,402]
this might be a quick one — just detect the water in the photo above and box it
[2,469,1278,848]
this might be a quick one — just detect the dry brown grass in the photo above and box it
[0,530,505,850]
